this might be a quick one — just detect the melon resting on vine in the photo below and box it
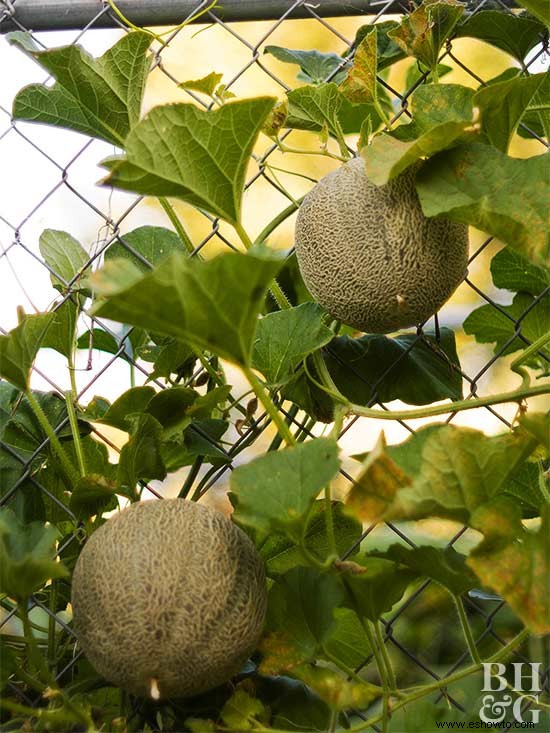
[71,499,267,699]
[294,157,469,333]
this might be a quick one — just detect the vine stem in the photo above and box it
[348,383,550,421]
[374,620,397,693]
[64,392,86,478]
[158,197,195,255]
[275,140,348,162]
[19,603,51,685]
[25,390,79,488]
[234,221,291,310]
[454,596,481,664]
[242,367,296,447]
[253,197,304,247]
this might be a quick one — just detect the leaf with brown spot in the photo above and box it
[340,27,378,106]
[259,567,344,675]
[468,508,550,635]
[345,432,411,523]
[290,665,381,711]
[388,0,464,71]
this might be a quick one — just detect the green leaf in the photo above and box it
[518,0,550,29]
[69,474,119,519]
[416,143,550,264]
[117,413,166,490]
[91,250,283,366]
[264,46,348,85]
[381,424,540,527]
[342,556,415,620]
[260,501,362,576]
[95,386,155,431]
[374,545,477,596]
[252,303,333,387]
[39,230,90,292]
[490,245,550,296]
[178,71,223,96]
[405,61,452,88]
[41,299,79,360]
[0,508,68,601]
[220,688,267,730]
[363,84,474,184]
[230,438,340,541]
[100,97,275,224]
[323,607,371,669]
[340,27,378,105]
[161,418,229,471]
[388,0,465,71]
[291,665,381,711]
[455,10,547,62]
[468,508,550,634]
[0,312,54,391]
[105,226,187,272]
[286,83,344,136]
[325,327,463,407]
[463,292,550,365]
[475,73,547,152]
[145,385,196,437]
[348,20,405,71]
[259,566,344,674]
[499,460,546,517]
[9,31,152,146]
[282,363,335,424]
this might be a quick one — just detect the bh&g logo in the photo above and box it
[480,663,541,724]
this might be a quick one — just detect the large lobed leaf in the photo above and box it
[325,327,463,407]
[455,10,547,63]
[101,97,275,224]
[230,438,340,541]
[90,250,283,366]
[0,312,54,392]
[416,143,550,264]
[0,508,68,601]
[10,31,152,146]
[252,303,333,387]
[363,84,475,184]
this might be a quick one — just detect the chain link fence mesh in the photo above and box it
[0,0,549,727]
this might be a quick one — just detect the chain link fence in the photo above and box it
[0,0,549,728]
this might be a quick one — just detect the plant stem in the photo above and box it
[454,596,481,664]
[346,628,531,733]
[375,620,397,693]
[158,197,195,255]
[19,602,52,685]
[348,383,550,421]
[242,367,296,446]
[64,392,86,478]
[26,390,79,488]
[276,141,347,162]
[324,485,337,557]
[178,457,203,499]
[253,197,305,247]
[234,221,291,310]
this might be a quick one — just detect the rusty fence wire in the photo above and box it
[0,0,549,727]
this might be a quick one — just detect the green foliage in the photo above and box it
[3,8,550,730]
[464,246,550,369]
[364,84,474,184]
[9,31,152,145]
[91,250,282,365]
[416,143,550,264]
[230,438,340,540]
[0,508,68,601]
[325,327,463,406]
[101,97,275,224]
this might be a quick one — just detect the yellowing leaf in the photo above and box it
[346,433,411,522]
[340,27,378,105]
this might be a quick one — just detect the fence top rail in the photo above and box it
[0,0,518,33]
